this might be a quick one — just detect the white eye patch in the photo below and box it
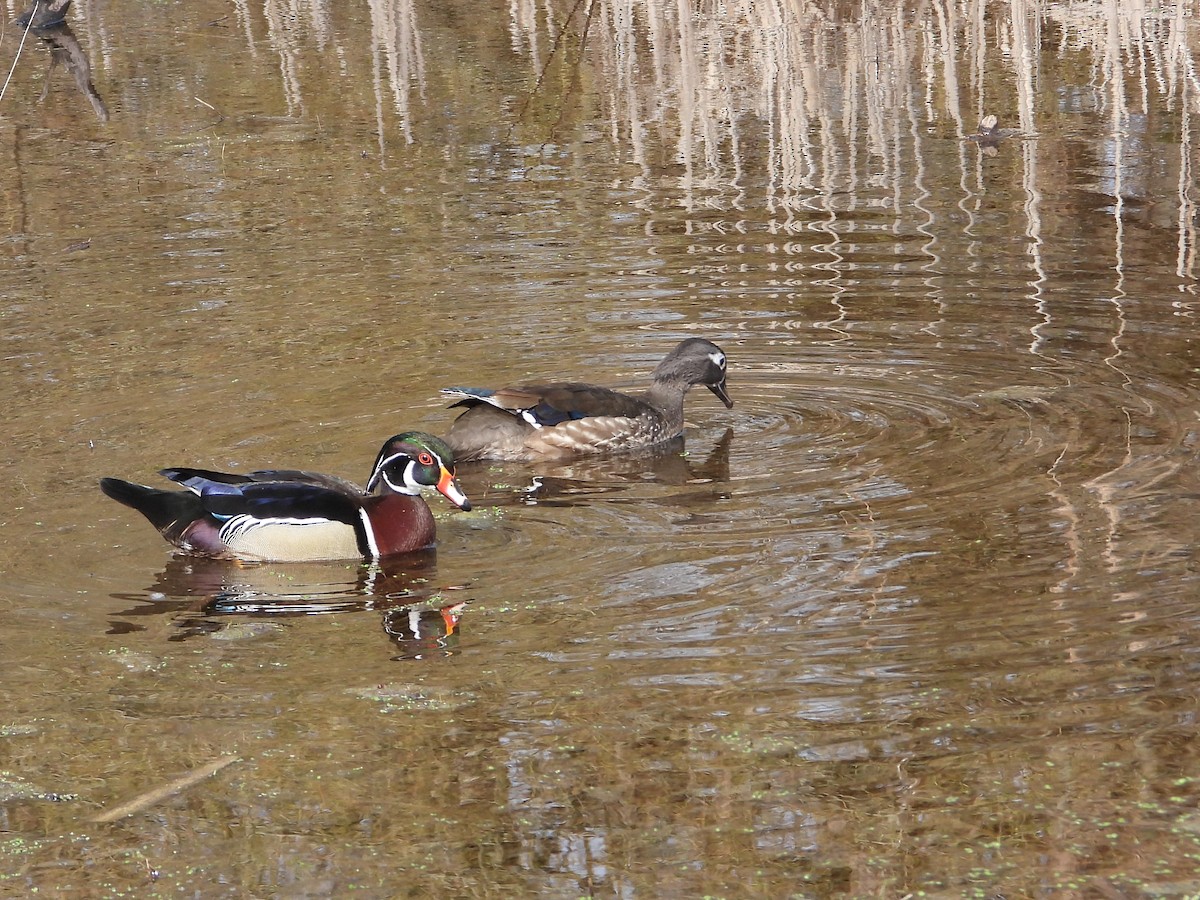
[709,351,726,369]
[368,451,423,495]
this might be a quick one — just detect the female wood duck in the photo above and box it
[99,432,471,562]
[442,337,733,461]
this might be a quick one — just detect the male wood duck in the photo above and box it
[99,432,471,562]
[442,337,733,461]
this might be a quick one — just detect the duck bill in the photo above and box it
[436,468,472,511]
[708,379,733,409]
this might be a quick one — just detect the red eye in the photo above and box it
[418,452,435,466]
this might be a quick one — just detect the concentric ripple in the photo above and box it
[437,328,1200,703]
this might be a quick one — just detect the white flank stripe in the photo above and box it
[358,508,380,558]
[219,515,329,542]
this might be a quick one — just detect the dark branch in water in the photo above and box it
[35,23,109,122]
[3,0,107,121]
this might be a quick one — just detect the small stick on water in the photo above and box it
[192,95,225,128]
[89,754,241,824]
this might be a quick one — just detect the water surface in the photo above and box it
[3,0,1200,896]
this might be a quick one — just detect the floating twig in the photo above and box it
[89,754,241,824]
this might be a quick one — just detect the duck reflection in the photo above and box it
[15,0,108,122]
[107,551,466,659]
[466,428,733,507]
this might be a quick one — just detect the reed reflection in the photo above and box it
[106,550,466,658]
[506,0,1199,276]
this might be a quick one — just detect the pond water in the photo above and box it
[3,0,1200,895]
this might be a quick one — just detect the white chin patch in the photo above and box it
[709,351,726,368]
[382,470,411,493]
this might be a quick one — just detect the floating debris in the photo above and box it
[967,113,1011,155]
[349,683,476,712]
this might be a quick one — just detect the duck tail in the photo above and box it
[100,477,203,542]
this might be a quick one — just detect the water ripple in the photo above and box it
[439,332,1200,708]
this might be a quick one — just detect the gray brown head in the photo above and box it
[650,338,733,409]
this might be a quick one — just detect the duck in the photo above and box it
[99,432,471,562]
[442,337,732,461]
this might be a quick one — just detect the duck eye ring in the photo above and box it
[418,451,435,466]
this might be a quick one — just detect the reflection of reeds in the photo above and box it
[262,0,306,113]
[63,0,1197,271]
[369,0,425,145]
[509,0,1198,273]
[234,0,425,144]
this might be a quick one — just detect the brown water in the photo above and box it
[3,0,1200,895]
